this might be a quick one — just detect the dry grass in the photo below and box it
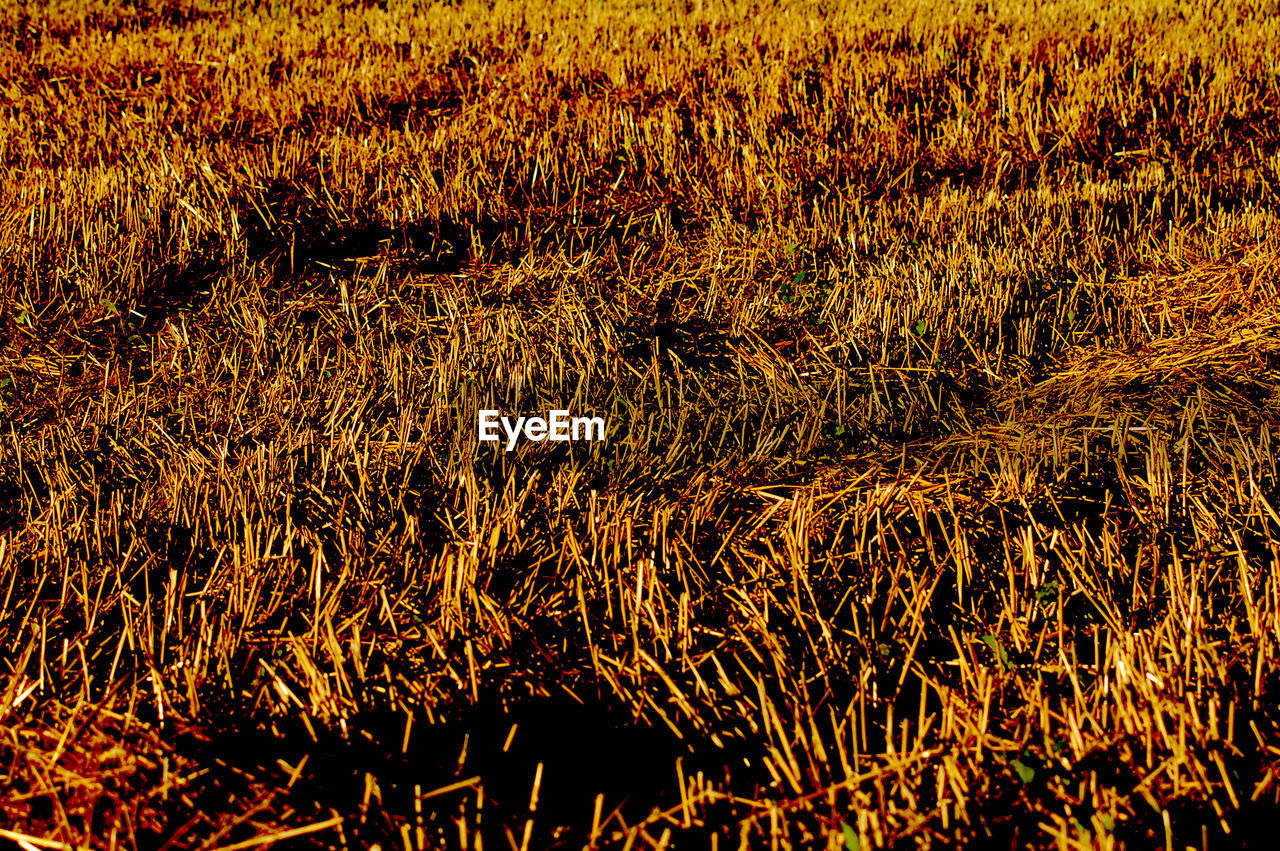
[3,0,1280,847]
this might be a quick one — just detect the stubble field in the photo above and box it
[3,0,1280,848]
